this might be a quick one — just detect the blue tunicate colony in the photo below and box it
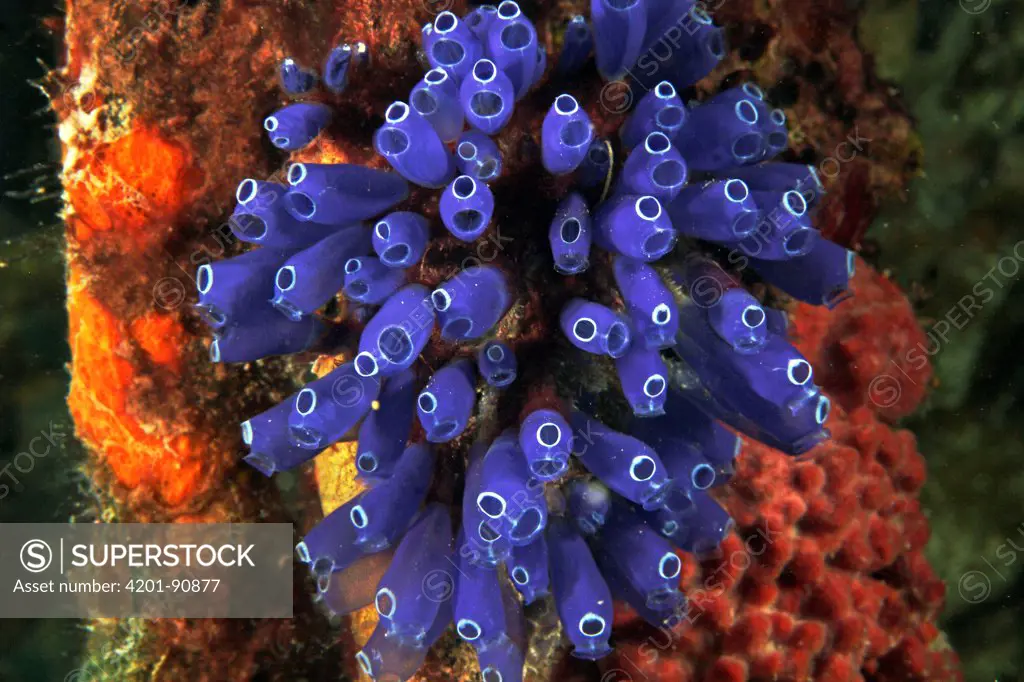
[196,1,857,680]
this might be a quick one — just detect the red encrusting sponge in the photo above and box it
[602,261,960,682]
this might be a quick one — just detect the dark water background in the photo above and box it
[0,1,1021,680]
[1,0,89,679]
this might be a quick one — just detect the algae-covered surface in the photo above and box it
[1,0,1022,680]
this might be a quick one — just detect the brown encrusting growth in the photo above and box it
[51,0,940,680]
